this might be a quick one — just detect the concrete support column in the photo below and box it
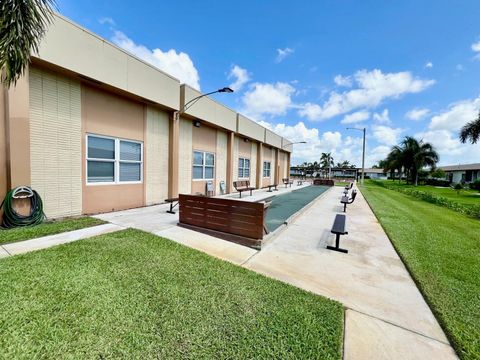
[274,148,280,185]
[168,112,179,198]
[256,142,263,189]
[5,73,30,189]
[226,131,234,193]
[287,152,291,179]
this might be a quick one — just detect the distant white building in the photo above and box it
[439,163,480,184]
[358,168,389,180]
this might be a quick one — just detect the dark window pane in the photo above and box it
[88,136,115,159]
[205,167,214,179]
[120,141,141,161]
[120,162,141,182]
[193,152,203,165]
[88,161,114,182]
[193,166,203,179]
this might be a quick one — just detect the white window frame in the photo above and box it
[263,161,271,178]
[192,150,215,181]
[86,134,143,185]
[238,157,250,179]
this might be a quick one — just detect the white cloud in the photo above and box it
[297,103,323,121]
[241,82,295,119]
[112,31,201,90]
[406,108,430,121]
[257,120,368,166]
[334,75,353,87]
[428,96,480,131]
[425,62,433,68]
[275,47,294,63]
[228,65,250,91]
[99,17,115,26]
[341,110,370,124]
[373,109,390,124]
[472,40,480,52]
[297,69,435,121]
[372,125,404,146]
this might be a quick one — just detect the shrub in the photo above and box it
[425,178,450,187]
[469,179,480,191]
[367,180,480,219]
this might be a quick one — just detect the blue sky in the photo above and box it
[57,0,480,167]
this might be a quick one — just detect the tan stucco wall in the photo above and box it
[7,74,30,188]
[262,146,276,187]
[29,67,82,218]
[191,124,217,195]
[216,130,228,195]
[250,142,257,186]
[182,85,237,132]
[237,114,265,142]
[35,14,180,110]
[232,136,239,184]
[82,85,145,214]
[0,87,7,200]
[265,129,283,148]
[145,106,169,205]
[178,117,192,194]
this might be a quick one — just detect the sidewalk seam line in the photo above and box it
[346,307,452,346]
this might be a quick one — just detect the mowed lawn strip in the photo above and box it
[376,180,480,207]
[0,228,344,359]
[0,216,106,245]
[360,181,480,359]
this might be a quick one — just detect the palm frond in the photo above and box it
[0,0,56,87]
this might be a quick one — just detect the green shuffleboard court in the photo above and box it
[265,185,330,232]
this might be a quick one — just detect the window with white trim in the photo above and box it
[263,161,271,177]
[193,151,215,180]
[87,134,143,184]
[238,158,250,178]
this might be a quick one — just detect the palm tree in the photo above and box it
[320,152,334,179]
[384,136,438,186]
[459,112,480,144]
[1,0,56,87]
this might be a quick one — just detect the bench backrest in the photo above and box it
[179,194,265,239]
[282,178,289,183]
[233,180,250,190]
[350,190,357,202]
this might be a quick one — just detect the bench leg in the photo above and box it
[327,233,348,253]
[239,191,242,198]
[166,202,178,214]
[343,203,347,212]
[250,189,253,196]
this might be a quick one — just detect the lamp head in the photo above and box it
[218,87,234,93]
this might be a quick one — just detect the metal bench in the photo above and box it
[265,184,278,192]
[233,180,256,198]
[327,214,348,253]
[282,178,293,188]
[165,197,179,214]
[297,180,304,186]
[340,190,357,212]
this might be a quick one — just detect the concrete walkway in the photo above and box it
[89,184,457,358]
[93,183,309,265]
[243,186,457,359]
[0,223,124,258]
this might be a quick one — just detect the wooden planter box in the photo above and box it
[178,194,269,249]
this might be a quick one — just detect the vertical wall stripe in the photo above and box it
[250,142,257,186]
[29,67,82,218]
[216,130,228,194]
[233,136,239,184]
[178,118,192,194]
[146,106,169,204]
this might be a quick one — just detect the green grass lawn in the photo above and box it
[361,181,480,359]
[0,229,344,359]
[376,180,480,207]
[0,216,106,245]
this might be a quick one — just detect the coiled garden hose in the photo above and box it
[0,187,45,228]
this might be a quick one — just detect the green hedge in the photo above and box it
[370,180,480,219]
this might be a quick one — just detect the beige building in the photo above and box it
[0,14,292,219]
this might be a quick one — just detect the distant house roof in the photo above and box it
[439,163,480,171]
[358,168,386,174]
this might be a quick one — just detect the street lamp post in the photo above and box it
[174,87,234,120]
[346,127,366,185]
